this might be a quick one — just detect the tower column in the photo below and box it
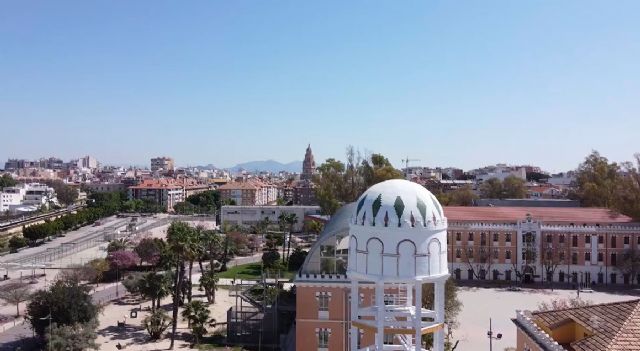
[350,279,359,351]
[375,280,385,349]
[414,280,422,351]
[433,279,446,351]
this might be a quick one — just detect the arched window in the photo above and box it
[366,238,383,275]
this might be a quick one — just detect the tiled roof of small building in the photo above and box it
[532,299,640,351]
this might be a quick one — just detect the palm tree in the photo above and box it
[285,213,298,264]
[199,269,219,304]
[140,272,171,312]
[184,226,204,304]
[181,300,210,345]
[166,221,194,350]
[107,237,132,252]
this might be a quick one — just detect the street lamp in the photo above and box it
[40,310,52,351]
[487,318,502,351]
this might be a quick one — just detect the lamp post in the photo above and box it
[40,309,52,351]
[487,318,502,351]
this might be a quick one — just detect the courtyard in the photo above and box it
[454,285,639,350]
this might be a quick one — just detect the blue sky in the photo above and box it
[1,1,639,172]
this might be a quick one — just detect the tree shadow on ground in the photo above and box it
[97,323,148,343]
[0,337,39,351]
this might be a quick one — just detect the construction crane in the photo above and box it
[402,157,420,178]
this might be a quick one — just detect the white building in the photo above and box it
[0,183,58,214]
[221,205,321,232]
[476,166,527,182]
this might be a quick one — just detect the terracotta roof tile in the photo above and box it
[443,206,635,224]
[532,300,640,351]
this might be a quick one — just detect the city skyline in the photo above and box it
[2,1,639,172]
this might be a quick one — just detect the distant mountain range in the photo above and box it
[228,160,302,173]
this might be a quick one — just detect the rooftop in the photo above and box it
[531,299,640,351]
[444,206,635,224]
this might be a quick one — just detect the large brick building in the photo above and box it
[294,203,640,350]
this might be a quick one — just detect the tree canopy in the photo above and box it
[314,147,403,214]
[27,279,100,336]
[571,151,640,219]
[479,175,526,199]
[0,174,17,189]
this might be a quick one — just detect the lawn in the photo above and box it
[217,262,296,280]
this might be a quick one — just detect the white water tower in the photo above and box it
[347,179,449,351]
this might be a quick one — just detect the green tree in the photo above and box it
[361,153,403,189]
[287,247,308,271]
[26,279,100,337]
[142,309,172,340]
[479,178,503,199]
[437,185,478,206]
[615,154,640,220]
[0,174,17,189]
[181,300,211,344]
[422,278,463,348]
[107,238,132,252]
[199,269,219,304]
[315,158,346,215]
[166,221,195,349]
[122,273,145,296]
[85,258,110,284]
[617,248,640,284]
[46,320,99,351]
[571,151,620,207]
[8,235,27,252]
[502,175,527,198]
[46,180,79,206]
[262,250,281,269]
[140,272,172,312]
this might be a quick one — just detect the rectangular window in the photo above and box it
[585,252,591,262]
[572,236,578,247]
[468,232,474,241]
[493,233,499,242]
[599,235,604,244]
[456,232,461,241]
[384,333,394,345]
[506,233,511,243]
[467,248,474,259]
[559,252,565,262]
[481,233,487,245]
[624,236,630,245]
[505,270,512,281]
[493,249,499,259]
[318,293,330,311]
[456,249,461,259]
[637,236,640,245]
[585,235,591,244]
[559,235,565,244]
[546,234,552,243]
[318,329,330,348]
[572,253,578,264]
[611,237,617,248]
[598,252,603,262]
[611,253,617,266]
[505,250,511,260]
